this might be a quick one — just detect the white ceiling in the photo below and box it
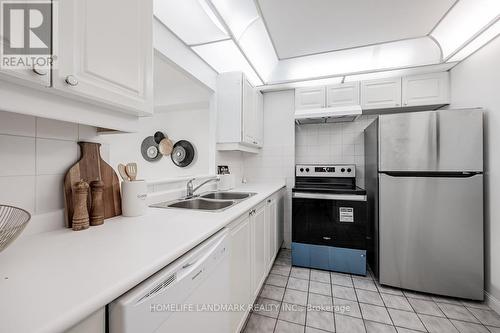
[257,0,456,59]
[154,0,500,86]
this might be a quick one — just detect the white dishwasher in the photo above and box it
[109,229,231,333]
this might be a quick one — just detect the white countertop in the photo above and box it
[0,182,285,333]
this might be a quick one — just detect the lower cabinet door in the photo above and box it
[292,242,366,276]
[251,205,267,297]
[330,247,366,276]
[266,198,277,270]
[229,215,252,332]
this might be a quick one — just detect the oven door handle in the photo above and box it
[292,192,367,201]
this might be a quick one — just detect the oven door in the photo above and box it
[292,192,368,250]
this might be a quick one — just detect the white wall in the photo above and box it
[216,151,245,185]
[0,112,110,232]
[0,112,112,215]
[100,107,211,183]
[0,105,212,234]
[295,115,376,188]
[244,90,295,247]
[449,36,500,310]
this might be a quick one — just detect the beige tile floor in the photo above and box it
[243,249,500,333]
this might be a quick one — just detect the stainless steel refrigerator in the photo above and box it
[365,109,483,300]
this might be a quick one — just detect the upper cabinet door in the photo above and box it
[402,72,450,107]
[53,0,153,115]
[361,78,402,110]
[253,90,264,147]
[295,86,326,110]
[326,82,360,107]
[242,78,255,145]
[0,3,51,88]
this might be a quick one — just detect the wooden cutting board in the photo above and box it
[63,142,121,228]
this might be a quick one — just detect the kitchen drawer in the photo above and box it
[291,242,366,275]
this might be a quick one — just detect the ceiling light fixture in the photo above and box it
[344,63,458,82]
[431,0,500,59]
[447,19,500,62]
[209,0,260,40]
[269,37,441,84]
[198,0,228,36]
[192,39,263,86]
[154,0,228,45]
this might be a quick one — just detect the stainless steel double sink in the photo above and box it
[150,191,257,212]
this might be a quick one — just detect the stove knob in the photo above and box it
[347,168,352,172]
[305,168,310,172]
[300,168,304,172]
[341,168,345,172]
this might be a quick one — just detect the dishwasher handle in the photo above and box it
[176,232,228,282]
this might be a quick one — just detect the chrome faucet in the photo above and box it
[186,177,220,198]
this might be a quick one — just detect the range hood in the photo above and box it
[295,105,362,125]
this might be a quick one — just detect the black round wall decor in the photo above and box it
[171,140,195,167]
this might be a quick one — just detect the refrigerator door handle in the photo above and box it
[380,171,482,178]
[429,112,439,168]
[435,112,440,163]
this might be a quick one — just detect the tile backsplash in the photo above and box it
[0,111,109,216]
[295,115,377,188]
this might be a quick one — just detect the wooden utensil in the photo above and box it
[159,137,174,156]
[72,181,90,231]
[64,142,121,228]
[118,164,129,181]
[125,163,138,181]
[89,180,105,226]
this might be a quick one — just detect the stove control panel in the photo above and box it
[296,164,356,177]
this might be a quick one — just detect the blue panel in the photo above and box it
[332,247,367,276]
[292,243,367,276]
[292,242,310,267]
[309,245,330,270]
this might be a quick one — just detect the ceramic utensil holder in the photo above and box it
[218,174,235,191]
[121,180,147,217]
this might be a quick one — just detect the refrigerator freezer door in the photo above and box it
[379,110,483,172]
[379,173,483,300]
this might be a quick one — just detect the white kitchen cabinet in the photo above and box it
[242,78,256,145]
[0,63,51,88]
[228,214,252,333]
[266,197,278,270]
[295,86,326,109]
[254,90,264,147]
[0,4,51,87]
[277,189,285,251]
[54,0,153,116]
[402,72,450,107]
[361,78,402,110]
[326,82,360,107]
[250,203,267,298]
[217,72,263,152]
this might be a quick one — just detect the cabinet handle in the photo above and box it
[395,103,400,106]
[65,75,79,86]
[32,65,48,76]
[267,199,271,203]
